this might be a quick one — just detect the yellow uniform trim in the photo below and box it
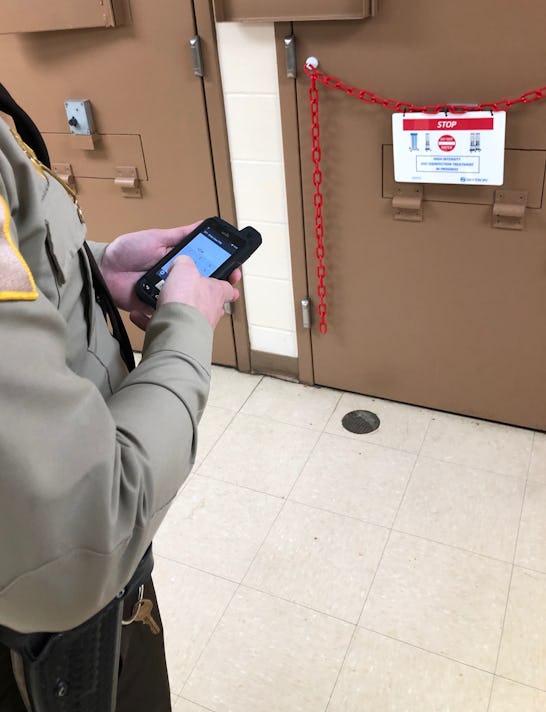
[0,194,38,301]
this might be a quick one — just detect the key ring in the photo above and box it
[122,584,145,626]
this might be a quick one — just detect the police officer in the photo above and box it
[0,85,240,711]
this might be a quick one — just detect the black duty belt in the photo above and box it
[0,546,154,712]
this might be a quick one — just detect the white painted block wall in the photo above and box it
[216,22,297,358]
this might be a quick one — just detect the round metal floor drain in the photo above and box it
[341,410,380,434]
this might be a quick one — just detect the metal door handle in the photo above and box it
[301,298,311,329]
[284,35,296,79]
[189,36,204,78]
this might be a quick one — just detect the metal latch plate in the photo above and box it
[115,166,141,198]
[492,190,527,230]
[392,184,423,222]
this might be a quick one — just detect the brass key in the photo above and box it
[133,598,161,635]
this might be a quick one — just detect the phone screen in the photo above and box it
[153,225,239,291]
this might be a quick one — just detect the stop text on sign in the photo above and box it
[402,117,494,131]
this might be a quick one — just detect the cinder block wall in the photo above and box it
[216,22,297,358]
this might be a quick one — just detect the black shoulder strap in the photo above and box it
[0,83,50,167]
[0,83,135,372]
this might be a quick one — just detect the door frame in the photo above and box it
[274,21,314,384]
[195,0,251,372]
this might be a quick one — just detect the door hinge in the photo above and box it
[189,36,204,78]
[492,189,527,230]
[392,184,423,222]
[284,35,297,79]
[301,298,311,329]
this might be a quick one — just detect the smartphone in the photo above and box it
[135,217,261,307]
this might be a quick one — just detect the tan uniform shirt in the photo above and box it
[0,119,213,633]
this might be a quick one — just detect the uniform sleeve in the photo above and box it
[0,151,214,633]
[85,238,108,265]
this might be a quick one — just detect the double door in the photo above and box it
[0,0,241,365]
[287,1,546,429]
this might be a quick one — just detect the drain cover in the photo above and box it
[341,410,380,434]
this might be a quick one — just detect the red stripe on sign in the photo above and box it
[403,117,494,131]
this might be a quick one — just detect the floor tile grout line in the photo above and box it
[206,406,437,456]
[319,391,345,435]
[192,368,263,470]
[177,458,534,619]
[196,370,264,468]
[157,539,546,616]
[177,578,241,699]
[199,418,528,484]
[512,561,546,577]
[323,413,434,711]
[239,407,343,435]
[237,421,324,587]
[492,674,546,695]
[194,470,289,501]
[417,452,534,483]
[174,373,544,707]
[234,372,264,410]
[229,408,535,479]
[486,477,529,712]
[525,431,536,483]
[178,696,215,712]
[194,457,529,567]
[357,624,497,677]
[195,409,238,471]
[155,552,241,586]
[174,405,332,699]
[207,367,263,412]
[236,582,359,625]
[165,566,546,704]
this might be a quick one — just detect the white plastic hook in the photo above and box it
[305,56,319,70]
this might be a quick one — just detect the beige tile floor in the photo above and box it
[148,365,546,712]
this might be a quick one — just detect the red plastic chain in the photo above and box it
[309,72,328,334]
[304,64,546,113]
[304,63,546,333]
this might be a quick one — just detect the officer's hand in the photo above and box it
[157,256,240,329]
[99,222,202,328]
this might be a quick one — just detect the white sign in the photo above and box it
[392,111,506,185]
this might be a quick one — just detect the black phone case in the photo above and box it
[135,218,261,308]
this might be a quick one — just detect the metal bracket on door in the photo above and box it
[114,166,142,198]
[189,36,204,78]
[284,36,297,79]
[392,184,423,222]
[492,189,527,230]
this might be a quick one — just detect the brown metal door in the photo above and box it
[293,1,546,430]
[0,0,237,365]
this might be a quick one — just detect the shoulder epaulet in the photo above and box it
[0,194,38,301]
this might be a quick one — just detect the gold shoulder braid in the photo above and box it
[10,127,45,178]
[10,128,85,223]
